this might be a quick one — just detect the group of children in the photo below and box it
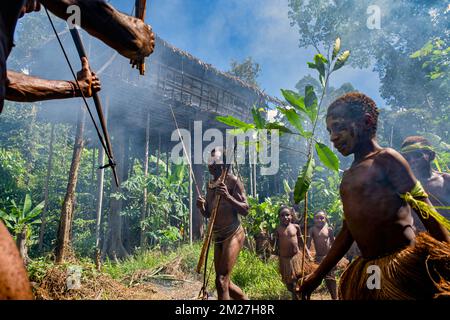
[272,92,450,300]
[274,206,347,300]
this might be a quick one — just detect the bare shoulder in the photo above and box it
[375,148,416,192]
[375,148,408,166]
[440,172,450,191]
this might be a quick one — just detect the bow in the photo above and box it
[131,0,147,75]
[44,7,119,187]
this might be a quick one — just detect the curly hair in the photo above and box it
[401,136,432,149]
[327,92,380,137]
[278,205,293,216]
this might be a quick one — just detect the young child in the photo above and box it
[307,211,337,300]
[401,136,450,232]
[274,206,315,299]
[298,92,450,300]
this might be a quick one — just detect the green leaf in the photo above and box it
[315,142,339,171]
[300,131,313,139]
[283,179,292,194]
[277,107,305,135]
[294,157,315,204]
[280,89,307,114]
[216,115,254,131]
[264,122,293,134]
[307,62,317,70]
[27,201,44,220]
[22,194,32,218]
[304,85,318,121]
[314,54,328,77]
[319,74,326,88]
[333,50,350,71]
[251,105,266,129]
[332,37,341,60]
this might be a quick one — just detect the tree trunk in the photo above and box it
[55,109,86,263]
[122,137,132,252]
[102,125,128,261]
[140,111,150,248]
[192,164,204,240]
[156,133,161,176]
[16,226,29,265]
[38,123,55,252]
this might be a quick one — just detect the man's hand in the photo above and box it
[196,196,206,211]
[75,57,101,97]
[20,0,41,18]
[216,182,231,200]
[296,272,323,300]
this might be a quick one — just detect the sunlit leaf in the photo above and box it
[315,142,339,171]
[216,115,254,131]
[314,54,328,77]
[283,179,292,194]
[281,89,307,114]
[277,107,304,135]
[22,194,32,218]
[333,50,350,71]
[294,157,315,204]
[265,122,293,135]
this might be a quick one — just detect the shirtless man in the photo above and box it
[274,206,314,299]
[401,136,450,231]
[0,0,154,300]
[307,211,337,299]
[196,147,249,300]
[297,92,450,300]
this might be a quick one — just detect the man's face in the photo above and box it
[326,111,361,157]
[402,149,433,174]
[314,212,327,228]
[208,150,224,176]
[279,209,292,226]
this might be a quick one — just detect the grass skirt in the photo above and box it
[338,233,450,300]
[279,252,316,286]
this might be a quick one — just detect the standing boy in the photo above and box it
[298,92,450,300]
[307,211,337,299]
[274,206,314,299]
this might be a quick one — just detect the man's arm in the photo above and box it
[383,148,450,243]
[196,189,210,218]
[216,177,249,216]
[39,0,155,61]
[298,220,354,298]
[306,228,313,250]
[273,229,279,256]
[0,222,33,299]
[6,58,99,102]
[329,227,335,245]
